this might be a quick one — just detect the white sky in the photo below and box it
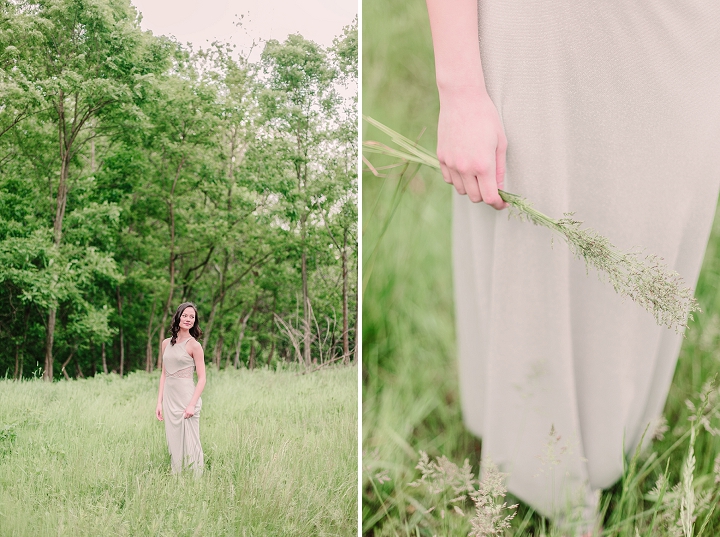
[131,0,357,59]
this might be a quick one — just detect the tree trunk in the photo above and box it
[145,296,157,372]
[204,252,229,350]
[249,341,255,370]
[117,286,125,376]
[61,348,76,381]
[203,299,219,351]
[268,314,275,363]
[101,342,108,374]
[353,304,358,363]
[45,93,72,381]
[13,345,20,380]
[157,265,175,370]
[156,158,184,370]
[232,310,251,369]
[342,228,349,364]
[213,336,223,370]
[302,248,310,366]
[44,307,57,381]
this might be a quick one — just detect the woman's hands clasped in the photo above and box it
[436,87,508,210]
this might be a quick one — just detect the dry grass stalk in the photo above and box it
[363,116,700,332]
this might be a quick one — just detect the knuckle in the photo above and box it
[474,162,490,176]
[454,160,471,174]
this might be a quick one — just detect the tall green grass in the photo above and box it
[0,366,357,536]
[361,1,720,535]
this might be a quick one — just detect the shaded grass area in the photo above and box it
[0,366,357,536]
[361,0,720,534]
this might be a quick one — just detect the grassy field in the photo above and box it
[362,1,720,535]
[0,366,357,536]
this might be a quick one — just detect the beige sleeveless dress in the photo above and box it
[162,337,203,475]
[454,1,720,526]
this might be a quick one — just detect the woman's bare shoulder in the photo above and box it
[161,337,171,349]
[187,337,203,351]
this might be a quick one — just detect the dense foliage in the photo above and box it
[0,0,358,379]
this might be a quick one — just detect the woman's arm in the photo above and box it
[425,0,507,210]
[183,341,206,419]
[156,339,169,421]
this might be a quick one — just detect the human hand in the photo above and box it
[436,86,508,210]
[183,405,195,419]
[156,403,163,421]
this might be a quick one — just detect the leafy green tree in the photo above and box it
[0,5,357,379]
[260,34,339,366]
[2,0,169,380]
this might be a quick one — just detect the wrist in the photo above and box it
[437,82,488,101]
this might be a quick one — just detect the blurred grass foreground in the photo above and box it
[362,0,720,535]
[0,367,357,536]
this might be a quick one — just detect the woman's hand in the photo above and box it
[156,403,163,421]
[437,86,508,210]
[183,405,195,419]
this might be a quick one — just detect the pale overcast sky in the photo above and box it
[130,0,357,58]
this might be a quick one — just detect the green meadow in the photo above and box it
[0,367,357,536]
[362,1,720,535]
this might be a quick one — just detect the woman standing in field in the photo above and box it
[156,302,206,475]
[425,0,720,534]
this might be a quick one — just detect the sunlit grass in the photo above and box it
[0,366,357,536]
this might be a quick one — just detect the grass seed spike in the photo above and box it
[363,116,700,332]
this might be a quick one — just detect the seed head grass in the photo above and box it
[363,116,700,332]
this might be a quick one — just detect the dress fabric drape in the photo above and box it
[162,337,203,475]
[454,0,720,521]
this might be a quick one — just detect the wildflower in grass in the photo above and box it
[410,450,476,498]
[685,378,720,436]
[468,459,518,537]
[679,423,697,537]
[651,415,670,441]
[363,116,700,332]
[653,380,720,537]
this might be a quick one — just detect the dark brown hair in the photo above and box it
[170,302,203,345]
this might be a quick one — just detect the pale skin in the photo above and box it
[155,307,206,421]
[425,0,508,210]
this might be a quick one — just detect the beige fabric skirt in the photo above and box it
[454,0,720,523]
[163,376,203,475]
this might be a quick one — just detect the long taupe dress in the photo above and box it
[454,1,720,525]
[162,337,203,475]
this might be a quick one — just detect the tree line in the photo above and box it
[0,0,358,380]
